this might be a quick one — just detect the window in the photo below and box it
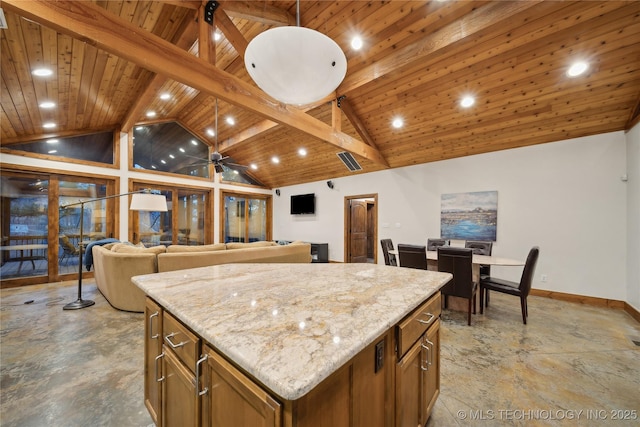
[221,191,271,243]
[3,131,115,164]
[132,123,210,178]
[0,171,115,285]
[132,183,211,246]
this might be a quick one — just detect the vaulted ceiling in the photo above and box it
[2,1,639,189]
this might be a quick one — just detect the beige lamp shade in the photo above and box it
[129,193,168,212]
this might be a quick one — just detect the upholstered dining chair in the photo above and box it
[465,240,493,304]
[437,247,477,325]
[380,239,397,266]
[397,244,428,270]
[480,246,540,325]
[427,238,449,251]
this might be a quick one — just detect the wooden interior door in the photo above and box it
[349,200,368,263]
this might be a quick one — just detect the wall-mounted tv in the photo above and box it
[290,193,315,215]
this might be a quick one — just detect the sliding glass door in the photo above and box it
[0,174,49,281]
[1,170,115,287]
[221,191,271,243]
[132,183,210,246]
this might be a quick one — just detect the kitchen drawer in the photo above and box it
[163,311,200,372]
[396,292,441,358]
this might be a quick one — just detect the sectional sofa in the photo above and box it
[92,241,312,312]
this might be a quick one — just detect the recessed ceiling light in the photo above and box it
[460,95,475,108]
[226,117,235,126]
[146,111,156,118]
[567,61,588,77]
[179,148,185,153]
[32,68,53,77]
[392,117,404,129]
[46,139,59,144]
[271,156,280,164]
[206,128,215,137]
[169,154,175,159]
[160,93,171,100]
[351,36,363,50]
[191,139,198,145]
[43,122,56,129]
[39,101,56,109]
[250,163,258,170]
[47,150,57,154]
[214,31,222,41]
[151,165,157,169]
[160,159,166,164]
[298,148,307,156]
[233,170,239,174]
[135,126,143,131]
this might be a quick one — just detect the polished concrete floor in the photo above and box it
[1,280,639,426]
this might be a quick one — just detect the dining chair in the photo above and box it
[427,238,449,251]
[465,240,493,304]
[479,246,539,324]
[437,247,477,325]
[397,244,427,270]
[380,239,397,266]
[59,235,80,266]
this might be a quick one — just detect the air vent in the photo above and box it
[337,151,362,172]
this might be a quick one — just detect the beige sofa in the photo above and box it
[92,241,311,312]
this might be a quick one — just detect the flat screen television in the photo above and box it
[290,193,315,215]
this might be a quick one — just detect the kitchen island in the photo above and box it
[133,263,452,427]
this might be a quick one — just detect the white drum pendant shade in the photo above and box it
[244,26,347,105]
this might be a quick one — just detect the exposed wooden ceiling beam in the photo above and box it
[337,96,379,150]
[338,0,543,95]
[215,6,248,58]
[219,1,296,26]
[199,3,216,64]
[2,0,388,168]
[160,1,202,10]
[121,14,200,133]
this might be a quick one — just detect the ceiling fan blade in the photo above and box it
[224,163,249,171]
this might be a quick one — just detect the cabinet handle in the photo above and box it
[149,311,159,339]
[195,354,209,397]
[416,312,435,325]
[425,338,434,367]
[420,341,430,372]
[164,332,188,348]
[155,352,165,382]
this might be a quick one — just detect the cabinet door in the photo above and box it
[202,346,281,427]
[395,338,422,427]
[163,347,198,427]
[144,298,162,426]
[421,319,440,425]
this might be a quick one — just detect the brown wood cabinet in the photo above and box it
[144,298,201,427]
[144,298,162,426]
[144,291,441,427]
[201,345,281,427]
[395,293,442,427]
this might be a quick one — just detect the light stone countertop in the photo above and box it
[132,263,452,400]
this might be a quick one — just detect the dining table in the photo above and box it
[389,248,525,287]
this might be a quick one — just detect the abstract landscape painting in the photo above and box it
[441,191,497,241]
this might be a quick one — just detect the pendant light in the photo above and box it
[244,0,347,105]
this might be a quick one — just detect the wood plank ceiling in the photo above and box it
[1,1,639,189]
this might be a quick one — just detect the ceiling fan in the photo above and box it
[190,99,249,174]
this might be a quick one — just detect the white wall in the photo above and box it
[274,131,631,302]
[626,123,640,311]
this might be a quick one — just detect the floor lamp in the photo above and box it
[60,189,168,310]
